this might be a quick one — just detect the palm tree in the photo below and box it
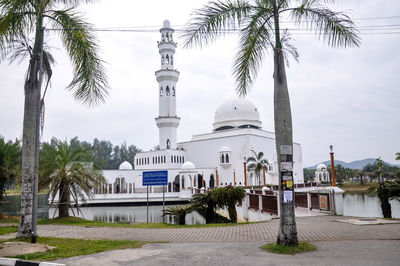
[247,150,268,186]
[191,192,217,223]
[183,0,359,246]
[0,0,109,238]
[367,180,400,218]
[39,137,104,218]
[0,137,21,215]
[375,157,384,182]
[396,152,400,161]
[212,185,246,223]
[162,205,194,225]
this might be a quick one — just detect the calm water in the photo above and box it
[343,193,400,218]
[3,193,400,223]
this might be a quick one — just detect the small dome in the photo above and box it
[317,164,327,171]
[163,19,171,28]
[181,161,196,170]
[213,97,261,131]
[119,161,133,170]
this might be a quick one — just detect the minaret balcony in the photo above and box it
[155,69,180,82]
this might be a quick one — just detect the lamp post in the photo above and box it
[243,157,247,188]
[263,166,266,187]
[233,169,236,186]
[330,145,336,186]
[215,168,219,187]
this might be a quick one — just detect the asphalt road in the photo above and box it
[56,240,400,266]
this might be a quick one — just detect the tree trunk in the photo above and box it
[17,55,41,238]
[228,203,237,223]
[178,214,186,225]
[58,179,70,218]
[274,49,298,246]
[381,198,392,218]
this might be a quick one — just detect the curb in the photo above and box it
[0,258,64,266]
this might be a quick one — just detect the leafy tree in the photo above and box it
[376,157,384,182]
[367,180,400,218]
[183,0,359,246]
[211,185,246,223]
[191,192,217,223]
[162,205,194,225]
[396,152,400,161]
[247,150,269,186]
[39,137,104,218]
[0,0,109,237]
[0,137,21,215]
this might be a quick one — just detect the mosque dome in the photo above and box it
[119,161,133,170]
[181,161,196,170]
[213,97,261,131]
[163,19,171,28]
[316,164,327,171]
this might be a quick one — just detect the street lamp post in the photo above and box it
[330,145,336,187]
[263,166,266,187]
[243,157,247,188]
[233,169,236,186]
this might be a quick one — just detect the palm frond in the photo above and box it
[233,5,273,96]
[47,7,109,107]
[182,0,253,48]
[288,0,360,48]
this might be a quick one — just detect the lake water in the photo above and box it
[3,192,400,223]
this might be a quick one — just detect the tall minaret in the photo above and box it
[155,20,180,150]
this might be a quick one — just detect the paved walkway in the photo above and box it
[35,216,400,243]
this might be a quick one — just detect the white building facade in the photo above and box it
[96,20,304,202]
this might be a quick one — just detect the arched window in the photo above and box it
[181,176,185,189]
[161,55,164,65]
[166,86,170,96]
[160,87,163,96]
[171,55,173,65]
[172,87,175,96]
[164,156,166,163]
[225,154,229,163]
[171,155,173,163]
[221,154,225,163]
[162,33,165,41]
[166,54,169,64]
[152,157,154,164]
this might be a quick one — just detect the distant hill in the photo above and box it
[306,158,400,170]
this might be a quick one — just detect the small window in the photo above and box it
[171,155,173,163]
[225,154,229,163]
[221,154,224,163]
[171,55,173,65]
[172,87,175,96]
[160,87,163,96]
[161,55,164,64]
[269,165,273,171]
[166,86,170,96]
[166,54,169,64]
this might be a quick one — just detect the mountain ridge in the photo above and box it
[306,158,400,170]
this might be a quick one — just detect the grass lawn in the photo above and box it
[260,242,317,255]
[10,237,148,261]
[37,216,255,228]
[0,215,19,224]
[0,226,18,235]
[339,183,375,193]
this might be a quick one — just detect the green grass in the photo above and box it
[260,242,317,255]
[339,183,375,193]
[37,216,256,228]
[0,215,19,224]
[5,189,49,195]
[0,226,18,235]
[11,237,148,261]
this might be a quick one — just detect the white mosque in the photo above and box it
[93,20,304,203]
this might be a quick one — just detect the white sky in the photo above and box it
[1,0,399,167]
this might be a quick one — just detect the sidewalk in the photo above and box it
[35,215,400,243]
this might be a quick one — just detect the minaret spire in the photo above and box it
[155,20,180,150]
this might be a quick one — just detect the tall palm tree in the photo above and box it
[0,137,21,215]
[39,137,104,218]
[375,157,384,182]
[212,185,246,223]
[0,0,109,237]
[183,0,359,246]
[247,150,268,186]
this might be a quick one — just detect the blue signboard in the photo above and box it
[143,171,168,186]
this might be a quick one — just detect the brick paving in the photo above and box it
[35,215,400,243]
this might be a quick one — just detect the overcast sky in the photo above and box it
[1,0,399,167]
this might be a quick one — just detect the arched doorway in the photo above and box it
[197,174,203,189]
[173,175,180,192]
[209,174,215,189]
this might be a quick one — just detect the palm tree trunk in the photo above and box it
[59,179,70,218]
[274,49,298,246]
[17,15,43,238]
[381,198,392,218]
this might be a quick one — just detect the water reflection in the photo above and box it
[343,193,400,218]
[49,205,206,225]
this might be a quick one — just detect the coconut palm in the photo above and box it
[162,205,194,225]
[375,157,384,182]
[0,0,109,237]
[0,137,21,215]
[183,0,359,246]
[39,137,104,218]
[212,185,246,223]
[247,150,268,186]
